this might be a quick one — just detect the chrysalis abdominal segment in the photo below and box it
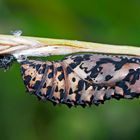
[21,54,140,107]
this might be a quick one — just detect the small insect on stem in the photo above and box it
[10,30,22,37]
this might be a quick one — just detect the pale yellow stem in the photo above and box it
[0,34,140,59]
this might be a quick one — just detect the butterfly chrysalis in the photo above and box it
[20,54,140,107]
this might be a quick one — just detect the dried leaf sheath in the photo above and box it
[21,54,140,107]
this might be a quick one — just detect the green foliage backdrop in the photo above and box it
[0,0,140,140]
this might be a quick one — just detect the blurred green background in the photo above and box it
[1,0,140,140]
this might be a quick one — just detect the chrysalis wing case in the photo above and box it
[21,54,140,107]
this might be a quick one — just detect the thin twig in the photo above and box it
[0,34,140,60]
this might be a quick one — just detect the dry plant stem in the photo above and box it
[0,34,140,60]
